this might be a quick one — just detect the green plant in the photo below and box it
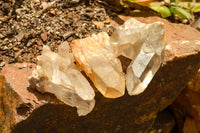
[123,0,200,19]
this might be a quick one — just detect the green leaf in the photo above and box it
[169,6,191,19]
[149,4,172,18]
[191,4,200,12]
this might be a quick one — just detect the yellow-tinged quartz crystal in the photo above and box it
[71,32,125,98]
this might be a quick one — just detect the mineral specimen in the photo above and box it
[71,32,125,98]
[30,41,95,116]
[30,18,164,116]
[110,18,165,95]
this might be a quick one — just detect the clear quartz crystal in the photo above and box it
[30,41,95,116]
[71,32,125,98]
[111,18,165,95]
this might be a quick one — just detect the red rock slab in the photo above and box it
[0,75,23,133]
[170,69,200,132]
[0,63,38,103]
[11,24,200,133]
[0,63,62,133]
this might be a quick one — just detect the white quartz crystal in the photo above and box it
[30,41,95,116]
[71,32,125,98]
[111,18,165,95]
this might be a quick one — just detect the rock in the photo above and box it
[69,0,80,4]
[40,32,48,42]
[183,117,198,133]
[26,39,35,47]
[0,63,38,133]
[104,16,111,24]
[30,41,95,116]
[149,110,175,133]
[111,18,165,95]
[0,61,5,67]
[0,75,23,133]
[35,39,44,46]
[15,32,24,42]
[0,63,37,104]
[41,2,48,9]
[49,9,56,15]
[93,21,104,29]
[62,31,75,40]
[71,32,125,98]
[1,16,200,133]
[170,69,200,132]
[0,63,63,133]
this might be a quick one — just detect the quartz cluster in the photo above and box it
[110,18,165,95]
[30,18,165,116]
[30,42,95,116]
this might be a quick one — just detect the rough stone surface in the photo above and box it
[0,76,22,133]
[183,117,199,133]
[0,63,60,133]
[1,16,200,133]
[149,110,175,133]
[0,63,37,104]
[170,69,200,132]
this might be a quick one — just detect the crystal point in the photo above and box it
[111,18,165,95]
[30,41,95,116]
[71,32,125,98]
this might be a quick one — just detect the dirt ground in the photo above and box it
[0,0,199,69]
[0,0,116,67]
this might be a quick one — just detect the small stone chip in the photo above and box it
[40,32,48,42]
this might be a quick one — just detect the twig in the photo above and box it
[164,2,190,10]
[189,0,196,10]
[96,0,122,12]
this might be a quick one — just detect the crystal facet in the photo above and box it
[111,18,165,95]
[30,41,95,116]
[71,32,125,98]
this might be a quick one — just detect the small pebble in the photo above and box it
[104,16,111,24]
[59,18,65,22]
[63,31,75,39]
[3,46,8,50]
[13,47,19,51]
[50,9,56,15]
[8,43,13,48]
[41,32,48,41]
[0,62,5,67]
[80,16,87,20]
